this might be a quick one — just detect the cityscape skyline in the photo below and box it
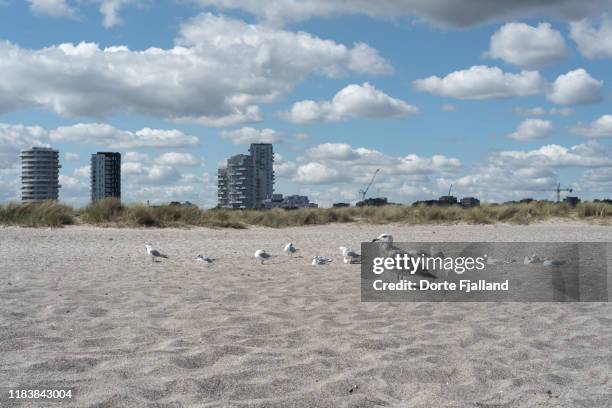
[14,143,602,208]
[1,2,611,207]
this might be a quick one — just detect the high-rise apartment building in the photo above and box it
[217,143,274,209]
[217,154,254,209]
[249,143,274,206]
[20,147,61,203]
[91,152,121,202]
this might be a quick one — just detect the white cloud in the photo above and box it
[219,127,281,144]
[514,106,573,116]
[49,123,199,148]
[571,115,612,138]
[73,165,90,178]
[0,166,20,202]
[64,152,80,161]
[548,68,603,105]
[570,16,612,59]
[415,66,603,106]
[413,66,547,99]
[492,142,612,168]
[441,104,456,112]
[99,0,136,28]
[486,22,567,68]
[549,107,574,116]
[280,143,461,191]
[192,0,612,28]
[27,0,77,18]
[123,151,149,163]
[0,123,48,169]
[294,162,346,184]
[507,118,553,141]
[121,161,145,175]
[0,14,391,127]
[438,141,612,202]
[513,106,547,116]
[155,152,202,166]
[285,83,419,123]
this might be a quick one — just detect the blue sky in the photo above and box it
[1,0,611,207]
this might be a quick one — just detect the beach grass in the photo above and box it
[0,201,75,227]
[2,199,611,228]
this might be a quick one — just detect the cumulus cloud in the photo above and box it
[492,142,612,168]
[219,127,281,144]
[571,115,612,138]
[285,83,419,123]
[49,123,199,148]
[415,66,603,106]
[73,165,90,178]
[99,0,136,28]
[547,68,603,105]
[281,142,461,188]
[27,0,77,18]
[0,123,48,169]
[438,141,612,202]
[507,118,553,141]
[64,152,80,161]
[413,66,547,99]
[514,106,573,116]
[0,14,391,127]
[486,22,567,68]
[570,16,612,59]
[549,107,575,116]
[192,0,612,28]
[123,151,149,163]
[294,162,346,184]
[155,152,202,166]
[513,106,547,116]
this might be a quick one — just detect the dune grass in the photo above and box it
[0,201,75,227]
[2,199,611,228]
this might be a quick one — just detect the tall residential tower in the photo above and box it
[217,143,274,209]
[91,152,121,202]
[20,147,61,203]
[249,143,275,207]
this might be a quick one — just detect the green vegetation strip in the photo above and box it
[1,199,611,228]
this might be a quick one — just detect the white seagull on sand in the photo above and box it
[312,256,333,266]
[339,246,360,264]
[196,255,215,264]
[372,233,394,243]
[145,244,168,262]
[255,249,273,264]
[284,242,298,256]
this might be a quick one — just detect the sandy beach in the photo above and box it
[1,222,611,407]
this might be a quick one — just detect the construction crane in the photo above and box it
[359,169,380,202]
[541,182,573,203]
[448,184,453,196]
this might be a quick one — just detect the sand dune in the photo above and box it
[1,223,611,407]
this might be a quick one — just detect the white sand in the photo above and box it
[1,223,611,407]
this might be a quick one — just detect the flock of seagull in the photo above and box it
[145,232,565,269]
[143,233,399,266]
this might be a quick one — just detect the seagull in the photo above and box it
[371,234,438,279]
[524,254,545,264]
[372,233,393,243]
[284,242,298,256]
[486,255,516,265]
[195,255,215,264]
[255,249,272,265]
[339,246,360,264]
[543,258,565,266]
[312,256,333,266]
[145,243,168,262]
